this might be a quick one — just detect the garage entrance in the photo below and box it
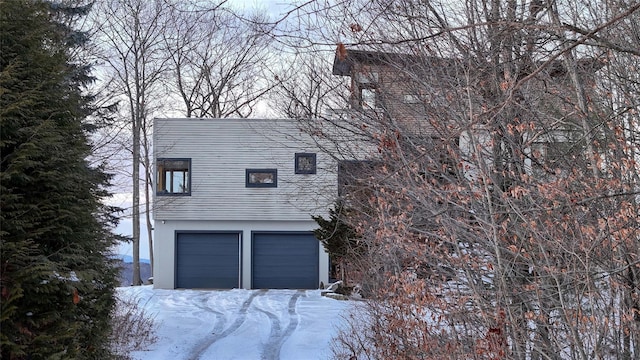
[175,232,241,288]
[252,232,319,289]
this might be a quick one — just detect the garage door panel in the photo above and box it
[176,232,240,289]
[252,232,318,289]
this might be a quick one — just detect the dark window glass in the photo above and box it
[246,169,277,188]
[295,153,316,174]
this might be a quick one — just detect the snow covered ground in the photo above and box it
[117,286,353,360]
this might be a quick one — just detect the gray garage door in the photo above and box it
[176,232,241,288]
[252,232,318,289]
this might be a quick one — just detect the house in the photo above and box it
[331,46,604,179]
[152,49,602,290]
[332,48,461,137]
[152,118,335,289]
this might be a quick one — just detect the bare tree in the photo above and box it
[269,52,346,119]
[163,3,274,118]
[92,0,170,284]
[91,0,281,285]
[274,0,640,358]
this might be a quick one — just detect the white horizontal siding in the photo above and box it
[153,118,337,221]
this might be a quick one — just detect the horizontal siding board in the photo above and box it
[154,118,338,221]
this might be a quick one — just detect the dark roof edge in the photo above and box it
[332,45,605,78]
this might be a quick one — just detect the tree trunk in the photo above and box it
[132,111,142,286]
[132,58,142,285]
[145,163,154,275]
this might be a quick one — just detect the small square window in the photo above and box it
[246,169,277,187]
[295,153,316,174]
[157,158,191,195]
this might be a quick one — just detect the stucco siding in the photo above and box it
[153,220,329,289]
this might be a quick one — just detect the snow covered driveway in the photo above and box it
[118,286,351,360]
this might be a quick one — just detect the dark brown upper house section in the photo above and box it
[332,46,603,135]
[332,48,460,135]
[331,46,604,190]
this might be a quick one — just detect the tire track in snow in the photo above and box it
[256,307,282,357]
[193,293,226,338]
[189,290,266,360]
[260,290,305,360]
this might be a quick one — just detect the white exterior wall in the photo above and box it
[153,220,329,289]
[153,118,337,221]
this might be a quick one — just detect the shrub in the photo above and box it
[109,292,157,359]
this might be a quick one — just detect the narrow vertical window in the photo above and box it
[355,70,379,109]
[361,88,377,109]
[157,158,191,195]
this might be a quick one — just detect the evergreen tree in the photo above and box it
[313,200,364,286]
[1,1,120,358]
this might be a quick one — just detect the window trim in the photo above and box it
[295,153,317,174]
[246,169,278,188]
[156,158,191,196]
